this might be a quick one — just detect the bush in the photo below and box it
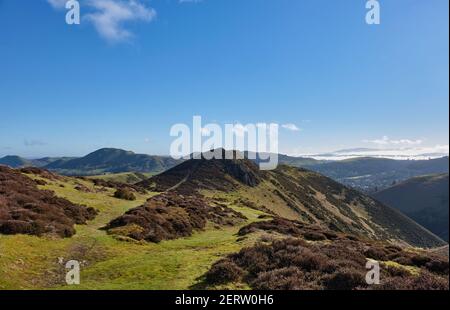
[114,188,136,201]
[0,220,33,235]
[302,231,327,241]
[204,260,245,285]
[377,271,449,290]
[251,267,320,290]
[411,254,431,267]
[425,259,449,275]
[322,268,366,290]
[364,247,388,260]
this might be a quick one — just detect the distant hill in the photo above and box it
[307,156,449,192]
[373,173,449,241]
[30,157,75,167]
[245,152,324,167]
[44,148,182,176]
[0,155,75,169]
[0,155,32,168]
[137,150,445,248]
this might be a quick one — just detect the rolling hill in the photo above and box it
[0,155,74,169]
[44,148,182,176]
[136,150,445,248]
[373,174,449,242]
[0,155,32,168]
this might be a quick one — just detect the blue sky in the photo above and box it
[0,0,448,158]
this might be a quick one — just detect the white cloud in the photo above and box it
[290,144,449,161]
[85,0,156,42]
[24,139,47,147]
[47,0,156,42]
[47,0,68,9]
[362,136,423,146]
[281,123,301,132]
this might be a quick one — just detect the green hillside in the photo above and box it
[44,148,182,176]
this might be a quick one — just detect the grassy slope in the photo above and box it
[0,174,266,290]
[86,172,155,184]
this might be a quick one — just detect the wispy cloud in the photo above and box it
[24,139,47,147]
[47,0,69,9]
[282,123,301,132]
[85,0,156,42]
[362,136,423,146]
[47,0,156,42]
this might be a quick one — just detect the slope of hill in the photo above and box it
[0,156,76,169]
[30,157,75,167]
[86,172,154,184]
[307,156,449,192]
[44,148,182,176]
[373,174,449,241]
[0,155,32,168]
[136,151,445,248]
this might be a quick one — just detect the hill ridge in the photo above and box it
[137,155,446,248]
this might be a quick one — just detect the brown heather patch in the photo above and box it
[105,192,247,243]
[0,166,97,237]
[200,217,449,290]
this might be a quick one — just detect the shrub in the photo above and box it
[377,271,449,290]
[364,247,388,260]
[114,188,136,201]
[0,220,33,235]
[34,179,47,186]
[425,259,449,275]
[251,267,320,290]
[411,254,432,267]
[322,268,366,290]
[204,260,245,285]
[302,231,327,241]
